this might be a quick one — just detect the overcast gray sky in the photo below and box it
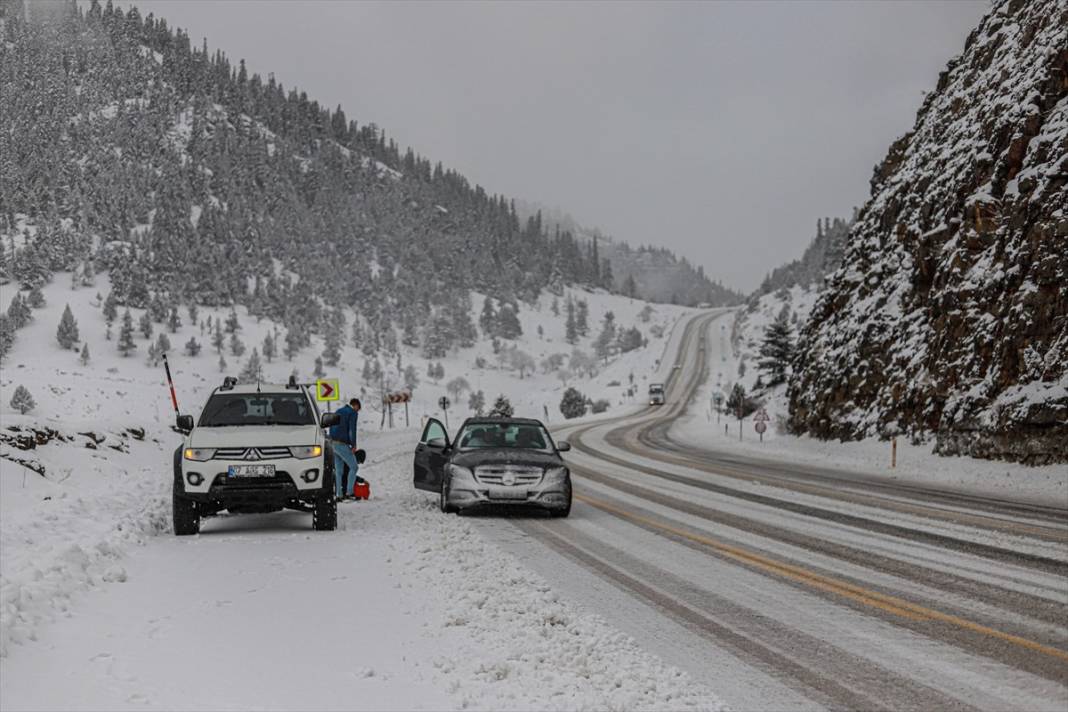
[127,0,987,292]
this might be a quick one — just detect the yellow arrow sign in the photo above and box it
[315,378,339,402]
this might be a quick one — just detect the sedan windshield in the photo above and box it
[456,422,554,452]
[199,393,315,427]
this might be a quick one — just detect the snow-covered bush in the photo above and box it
[10,384,35,414]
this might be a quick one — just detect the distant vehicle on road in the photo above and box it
[648,383,666,405]
[413,417,572,517]
[172,377,339,535]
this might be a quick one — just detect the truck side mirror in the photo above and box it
[176,414,194,433]
[556,441,571,452]
[321,412,340,428]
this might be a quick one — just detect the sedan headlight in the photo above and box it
[290,445,323,459]
[544,466,569,483]
[446,464,475,482]
[183,448,216,461]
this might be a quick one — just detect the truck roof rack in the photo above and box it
[220,376,238,391]
[286,375,299,390]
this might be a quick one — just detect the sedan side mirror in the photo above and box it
[427,437,448,450]
[556,441,571,452]
[321,412,340,428]
[176,414,194,433]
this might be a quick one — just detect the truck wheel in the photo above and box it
[313,492,337,531]
[173,478,200,536]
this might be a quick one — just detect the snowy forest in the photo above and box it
[0,0,738,364]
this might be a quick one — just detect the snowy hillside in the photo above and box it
[726,286,820,429]
[789,0,1068,464]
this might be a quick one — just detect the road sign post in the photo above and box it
[438,396,450,430]
[753,408,770,443]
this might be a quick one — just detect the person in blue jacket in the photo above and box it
[329,398,361,500]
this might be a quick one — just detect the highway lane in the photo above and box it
[502,311,1068,711]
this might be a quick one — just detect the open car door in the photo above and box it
[413,417,450,492]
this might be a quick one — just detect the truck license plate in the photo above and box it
[228,464,276,478]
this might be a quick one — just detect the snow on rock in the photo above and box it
[789,0,1068,464]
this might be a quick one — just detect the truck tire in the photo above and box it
[313,492,337,531]
[173,477,200,535]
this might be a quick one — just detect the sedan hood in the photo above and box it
[449,449,563,470]
[190,425,321,448]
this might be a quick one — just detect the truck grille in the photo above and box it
[473,465,543,486]
[213,446,292,460]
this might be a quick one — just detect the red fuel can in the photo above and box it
[352,481,371,500]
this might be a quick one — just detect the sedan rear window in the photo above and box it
[457,423,553,452]
[199,393,314,427]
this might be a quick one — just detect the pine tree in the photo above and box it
[313,356,325,379]
[422,318,449,359]
[496,303,522,339]
[102,292,118,326]
[757,314,794,387]
[225,306,241,333]
[489,394,514,418]
[560,387,586,419]
[118,309,136,356]
[212,322,225,353]
[576,299,589,337]
[262,332,276,362]
[167,307,182,333]
[218,352,228,372]
[185,336,202,356]
[79,343,90,366]
[403,364,420,392]
[240,348,264,383]
[594,311,616,363]
[7,294,31,328]
[284,328,301,360]
[229,332,245,357]
[148,294,168,323]
[81,259,96,287]
[322,329,342,367]
[564,298,578,345]
[27,287,45,309]
[139,311,153,339]
[550,297,560,317]
[10,384,35,414]
[156,332,171,355]
[0,315,15,362]
[468,390,485,416]
[623,274,638,298]
[479,296,497,336]
[187,303,199,325]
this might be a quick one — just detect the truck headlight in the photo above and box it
[544,467,569,483]
[446,464,475,482]
[183,448,216,461]
[290,445,323,459]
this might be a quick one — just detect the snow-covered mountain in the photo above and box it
[788,0,1068,464]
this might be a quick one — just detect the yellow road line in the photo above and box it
[575,492,1068,662]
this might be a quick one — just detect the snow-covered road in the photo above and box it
[506,311,1068,711]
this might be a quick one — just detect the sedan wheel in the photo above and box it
[439,479,457,514]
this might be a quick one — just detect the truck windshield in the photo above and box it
[199,393,315,427]
[649,385,664,394]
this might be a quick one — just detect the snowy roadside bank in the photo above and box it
[2,426,725,711]
[674,313,1068,506]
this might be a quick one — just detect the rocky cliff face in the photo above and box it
[789,0,1068,464]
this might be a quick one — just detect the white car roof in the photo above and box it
[215,384,305,395]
